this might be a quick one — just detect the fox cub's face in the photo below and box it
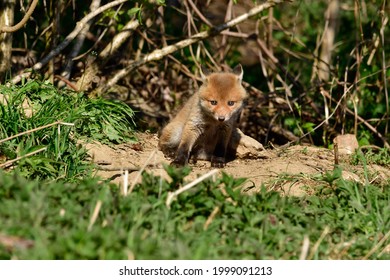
[199,65,247,122]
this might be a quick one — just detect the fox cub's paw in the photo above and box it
[170,155,188,167]
[160,147,176,159]
[170,160,185,167]
[211,156,226,168]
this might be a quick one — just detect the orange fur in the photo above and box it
[158,65,247,167]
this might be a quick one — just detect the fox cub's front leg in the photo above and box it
[210,127,232,168]
[171,124,200,167]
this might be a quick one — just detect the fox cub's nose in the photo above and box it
[218,116,225,122]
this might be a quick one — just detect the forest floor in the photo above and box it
[86,132,390,196]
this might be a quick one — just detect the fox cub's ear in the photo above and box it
[232,64,244,82]
[200,65,211,82]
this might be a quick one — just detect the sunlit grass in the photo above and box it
[0,80,135,180]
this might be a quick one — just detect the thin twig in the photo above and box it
[0,121,75,144]
[183,0,199,69]
[87,200,102,232]
[219,0,233,61]
[1,0,39,33]
[166,169,219,208]
[308,226,330,259]
[363,229,390,260]
[186,0,213,27]
[378,244,390,258]
[203,206,220,230]
[54,75,78,90]
[95,164,158,172]
[283,71,390,148]
[99,19,140,59]
[0,147,47,169]
[135,28,198,81]
[299,235,310,260]
[322,87,390,148]
[128,150,157,195]
[122,170,129,196]
[379,7,389,135]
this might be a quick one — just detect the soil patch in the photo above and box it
[85,133,390,196]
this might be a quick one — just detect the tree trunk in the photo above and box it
[0,0,15,82]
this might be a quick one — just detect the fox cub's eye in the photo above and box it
[227,101,235,106]
[210,100,217,105]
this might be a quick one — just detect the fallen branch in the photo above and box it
[95,163,159,172]
[0,147,47,169]
[99,0,286,93]
[166,169,219,208]
[0,120,74,145]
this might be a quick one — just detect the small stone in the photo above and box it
[333,134,359,155]
[232,128,270,159]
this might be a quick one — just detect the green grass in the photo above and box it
[351,148,390,167]
[0,166,389,260]
[0,80,135,180]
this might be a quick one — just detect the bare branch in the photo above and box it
[99,19,140,59]
[317,0,339,82]
[1,0,39,33]
[76,17,140,91]
[11,0,130,84]
[100,0,285,93]
[59,0,102,84]
[186,0,213,27]
[379,4,389,135]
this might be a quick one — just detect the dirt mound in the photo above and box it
[85,133,390,196]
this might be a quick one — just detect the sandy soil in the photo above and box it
[85,132,390,196]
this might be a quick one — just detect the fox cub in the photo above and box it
[159,65,247,167]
